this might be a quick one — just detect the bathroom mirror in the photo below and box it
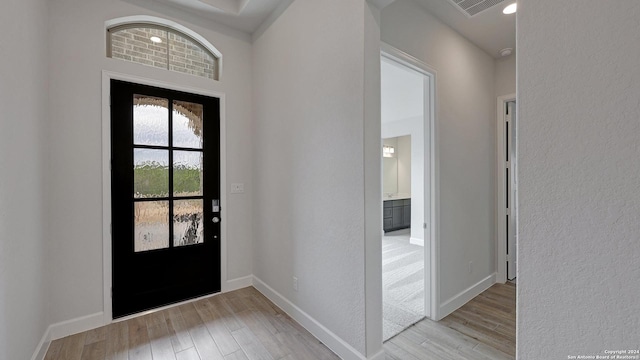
[383,137,398,195]
[382,135,411,198]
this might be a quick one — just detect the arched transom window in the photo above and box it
[107,23,220,80]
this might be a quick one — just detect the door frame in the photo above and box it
[381,43,440,320]
[496,93,516,283]
[101,70,227,323]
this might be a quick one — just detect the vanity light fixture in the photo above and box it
[383,145,395,158]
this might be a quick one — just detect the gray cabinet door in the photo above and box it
[403,205,411,227]
[392,207,403,227]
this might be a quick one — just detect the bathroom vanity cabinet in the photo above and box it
[383,198,411,233]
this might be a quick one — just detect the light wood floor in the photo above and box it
[45,283,515,360]
[44,287,340,360]
[384,282,516,360]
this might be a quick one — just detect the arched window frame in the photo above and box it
[106,16,223,81]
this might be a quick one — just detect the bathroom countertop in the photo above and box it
[383,194,411,201]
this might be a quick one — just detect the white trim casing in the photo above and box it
[380,43,440,321]
[101,70,228,323]
[496,93,516,284]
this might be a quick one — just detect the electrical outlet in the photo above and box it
[468,261,473,274]
[293,276,298,292]
[231,183,244,194]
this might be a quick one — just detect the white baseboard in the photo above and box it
[30,311,104,360]
[367,349,386,360]
[50,312,105,341]
[409,237,424,246]
[438,273,496,320]
[31,327,51,360]
[225,275,253,292]
[252,276,368,360]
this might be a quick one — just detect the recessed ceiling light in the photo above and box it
[150,36,162,44]
[503,3,517,14]
[500,48,513,57]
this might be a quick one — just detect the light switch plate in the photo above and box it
[231,183,244,194]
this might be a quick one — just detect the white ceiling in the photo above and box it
[411,0,516,58]
[381,58,424,124]
[152,0,287,34]
[129,0,514,56]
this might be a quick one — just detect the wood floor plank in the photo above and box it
[85,326,108,346]
[210,295,245,332]
[224,350,250,360]
[449,308,501,330]
[189,323,225,360]
[194,296,241,356]
[164,307,195,353]
[274,332,318,360]
[393,332,462,360]
[105,321,129,360]
[384,341,423,360]
[384,283,515,360]
[472,342,514,360]
[180,303,205,328]
[44,339,64,360]
[231,327,274,360]
[57,332,87,360]
[81,340,106,360]
[413,319,479,350]
[146,311,177,360]
[175,347,200,360]
[233,310,288,359]
[128,315,153,360]
[444,317,515,356]
[296,331,340,360]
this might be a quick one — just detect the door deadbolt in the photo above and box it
[212,217,220,223]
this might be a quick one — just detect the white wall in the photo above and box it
[0,0,49,358]
[252,1,382,357]
[362,4,384,355]
[518,0,640,357]
[495,54,516,97]
[382,117,424,242]
[47,0,254,324]
[382,0,496,309]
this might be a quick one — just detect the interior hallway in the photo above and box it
[45,282,515,360]
[384,282,516,360]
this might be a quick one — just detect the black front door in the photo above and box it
[110,80,220,318]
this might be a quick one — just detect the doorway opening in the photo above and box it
[380,47,437,341]
[497,95,517,283]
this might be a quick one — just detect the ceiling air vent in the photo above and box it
[447,0,506,17]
